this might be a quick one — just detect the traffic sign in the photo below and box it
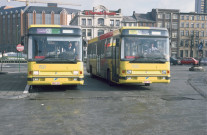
[16,44,24,52]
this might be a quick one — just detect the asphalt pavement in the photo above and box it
[0,63,207,100]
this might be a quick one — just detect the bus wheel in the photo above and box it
[107,70,113,86]
[90,66,94,78]
[145,83,150,86]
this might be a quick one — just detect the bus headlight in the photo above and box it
[33,78,39,81]
[126,70,132,74]
[162,70,167,74]
[73,71,79,75]
[33,71,39,75]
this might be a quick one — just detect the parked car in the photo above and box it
[180,57,199,65]
[200,57,207,65]
[170,57,180,65]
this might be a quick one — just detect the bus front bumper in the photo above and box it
[27,77,84,85]
[119,76,170,84]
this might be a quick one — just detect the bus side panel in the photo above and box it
[27,62,84,85]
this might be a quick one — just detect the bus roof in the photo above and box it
[29,25,81,29]
[88,27,168,44]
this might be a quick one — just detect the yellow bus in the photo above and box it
[87,27,170,86]
[27,25,84,86]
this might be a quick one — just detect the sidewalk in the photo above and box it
[0,72,28,99]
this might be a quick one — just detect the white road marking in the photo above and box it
[23,85,30,94]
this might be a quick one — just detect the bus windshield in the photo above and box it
[28,35,82,63]
[121,37,169,63]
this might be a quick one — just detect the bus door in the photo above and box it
[112,38,120,82]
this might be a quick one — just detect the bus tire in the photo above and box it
[145,83,150,86]
[107,70,113,86]
[90,66,94,78]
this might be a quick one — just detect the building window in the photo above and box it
[191,30,194,36]
[172,22,178,29]
[116,20,120,26]
[158,14,163,19]
[186,15,189,20]
[185,30,189,36]
[123,23,126,26]
[201,16,205,20]
[165,22,170,28]
[201,31,204,37]
[133,23,137,26]
[171,41,177,48]
[195,31,199,37]
[196,15,200,20]
[185,40,189,47]
[205,40,207,46]
[181,15,184,20]
[36,13,42,24]
[180,30,184,36]
[196,23,200,28]
[172,14,178,19]
[191,23,194,28]
[139,22,143,26]
[202,23,205,28]
[186,23,189,28]
[98,18,104,26]
[180,22,184,28]
[98,30,104,36]
[82,18,86,26]
[45,14,51,24]
[87,29,92,36]
[165,14,170,19]
[87,19,92,26]
[54,14,60,24]
[190,16,194,20]
[82,29,86,37]
[128,23,132,26]
[157,22,163,28]
[185,50,188,57]
[180,40,184,46]
[172,32,177,38]
[180,50,183,57]
[110,20,114,26]
[28,13,33,26]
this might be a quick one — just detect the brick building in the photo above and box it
[0,4,79,53]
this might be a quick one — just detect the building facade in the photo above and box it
[70,5,122,41]
[0,5,79,53]
[122,11,156,27]
[195,0,207,13]
[179,12,207,58]
[151,9,180,58]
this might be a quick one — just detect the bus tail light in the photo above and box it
[167,70,170,74]
[122,70,125,74]
[80,71,83,74]
[29,71,32,75]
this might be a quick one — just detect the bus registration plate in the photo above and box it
[144,81,150,83]
[52,82,60,85]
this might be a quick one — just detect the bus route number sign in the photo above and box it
[16,44,24,52]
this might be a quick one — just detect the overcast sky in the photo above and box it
[0,0,195,15]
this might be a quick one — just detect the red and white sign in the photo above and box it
[16,44,24,52]
[85,11,116,15]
